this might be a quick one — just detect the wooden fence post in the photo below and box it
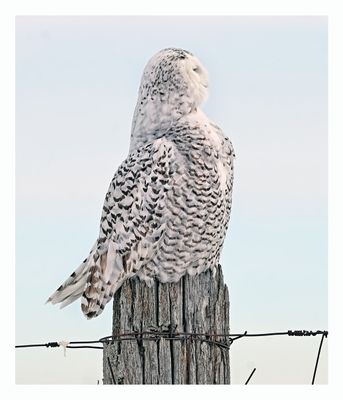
[103,264,230,384]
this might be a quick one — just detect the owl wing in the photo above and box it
[48,137,177,318]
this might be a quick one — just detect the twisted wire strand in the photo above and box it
[15,329,328,349]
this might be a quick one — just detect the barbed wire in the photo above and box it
[15,329,328,384]
[15,329,328,349]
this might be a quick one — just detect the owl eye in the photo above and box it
[193,66,200,73]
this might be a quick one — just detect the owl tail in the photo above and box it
[47,241,126,319]
[80,241,127,319]
[46,258,90,309]
[46,242,97,310]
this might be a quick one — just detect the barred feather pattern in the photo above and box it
[47,48,235,318]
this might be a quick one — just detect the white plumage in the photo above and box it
[47,48,235,319]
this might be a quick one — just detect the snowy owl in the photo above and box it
[47,48,235,319]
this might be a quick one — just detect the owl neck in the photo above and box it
[129,92,202,152]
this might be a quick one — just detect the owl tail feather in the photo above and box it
[47,241,126,319]
[46,242,98,309]
[80,243,127,319]
[46,257,90,308]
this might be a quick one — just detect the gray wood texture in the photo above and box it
[103,264,230,384]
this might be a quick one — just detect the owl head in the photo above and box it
[139,48,209,109]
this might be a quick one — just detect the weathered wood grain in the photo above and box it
[103,264,230,384]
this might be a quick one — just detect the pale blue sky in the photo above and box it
[16,16,327,384]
